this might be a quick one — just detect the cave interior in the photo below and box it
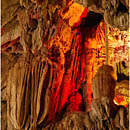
[1,0,129,129]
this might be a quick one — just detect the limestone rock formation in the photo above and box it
[44,65,129,130]
[1,0,129,130]
[75,0,129,30]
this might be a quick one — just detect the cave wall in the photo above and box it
[1,0,129,130]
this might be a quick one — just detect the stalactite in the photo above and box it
[1,0,129,129]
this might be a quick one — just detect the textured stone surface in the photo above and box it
[75,0,129,31]
[44,65,129,130]
[44,107,129,130]
[1,0,129,130]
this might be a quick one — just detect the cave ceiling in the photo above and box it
[1,0,129,41]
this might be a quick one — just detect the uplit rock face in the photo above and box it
[115,80,129,106]
[75,0,129,31]
[2,1,86,129]
[107,27,129,106]
[83,21,106,108]
[44,65,129,130]
[1,0,129,130]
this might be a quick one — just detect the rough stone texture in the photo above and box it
[44,107,129,130]
[18,10,44,53]
[1,0,20,27]
[1,0,129,130]
[75,0,129,31]
[1,0,21,45]
[1,101,7,130]
[6,52,59,130]
[1,0,129,46]
[91,65,116,100]
[44,65,129,130]
[2,18,20,45]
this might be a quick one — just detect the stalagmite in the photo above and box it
[1,0,129,129]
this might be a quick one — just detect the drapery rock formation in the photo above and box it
[44,65,129,130]
[7,52,62,129]
[1,0,129,130]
